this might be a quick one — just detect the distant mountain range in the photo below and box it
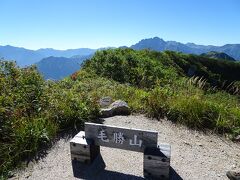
[1,37,240,79]
[0,45,44,67]
[0,45,96,67]
[36,55,92,80]
[130,37,240,60]
[1,37,240,67]
[36,48,95,59]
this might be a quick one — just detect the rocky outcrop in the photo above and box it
[100,100,130,118]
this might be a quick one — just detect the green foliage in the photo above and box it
[82,49,178,88]
[145,87,171,119]
[0,61,52,177]
[45,80,100,130]
[0,61,99,177]
[168,94,221,129]
[83,48,240,92]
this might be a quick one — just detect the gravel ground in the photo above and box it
[10,115,240,180]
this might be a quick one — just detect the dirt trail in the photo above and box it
[10,115,240,180]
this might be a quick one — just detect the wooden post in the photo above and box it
[70,131,100,164]
[144,143,171,180]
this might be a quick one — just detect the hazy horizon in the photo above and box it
[1,36,240,51]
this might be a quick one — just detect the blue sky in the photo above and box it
[0,0,240,50]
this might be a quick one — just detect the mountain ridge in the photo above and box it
[130,37,240,60]
[36,55,92,80]
[1,37,240,69]
[0,45,97,67]
[36,48,96,58]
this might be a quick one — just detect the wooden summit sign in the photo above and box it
[85,122,158,152]
[70,122,171,180]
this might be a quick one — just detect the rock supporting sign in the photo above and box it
[144,144,171,179]
[70,122,171,180]
[70,131,100,164]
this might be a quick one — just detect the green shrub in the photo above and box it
[145,87,171,119]
[0,61,52,176]
[168,95,219,129]
[47,90,100,130]
[82,49,178,88]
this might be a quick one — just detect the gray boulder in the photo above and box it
[99,96,112,108]
[100,100,130,118]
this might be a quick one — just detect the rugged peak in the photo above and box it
[131,37,166,51]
